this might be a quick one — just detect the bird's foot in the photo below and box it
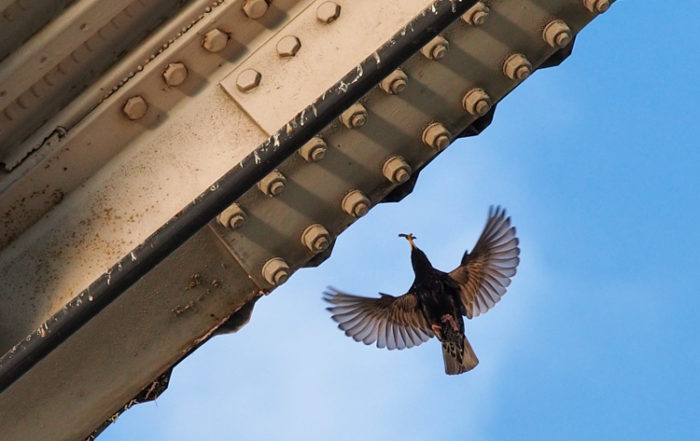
[431,324,443,340]
[441,314,460,332]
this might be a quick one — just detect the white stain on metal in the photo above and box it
[338,65,364,93]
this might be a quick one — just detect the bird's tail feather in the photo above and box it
[442,335,479,375]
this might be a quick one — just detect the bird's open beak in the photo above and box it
[398,233,417,249]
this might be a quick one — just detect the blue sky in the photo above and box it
[100,2,699,440]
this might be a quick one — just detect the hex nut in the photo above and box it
[342,190,371,218]
[243,0,268,19]
[202,28,229,53]
[582,0,610,13]
[382,156,411,184]
[503,53,532,81]
[301,224,331,253]
[461,2,490,26]
[462,88,492,116]
[339,103,368,129]
[236,69,262,92]
[421,122,452,151]
[217,204,246,229]
[122,96,148,120]
[543,19,572,48]
[257,170,286,196]
[420,35,449,61]
[276,35,301,57]
[298,136,327,162]
[317,2,341,23]
[379,69,408,95]
[262,257,290,286]
[162,62,188,86]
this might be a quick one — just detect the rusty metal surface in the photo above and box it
[0,0,614,439]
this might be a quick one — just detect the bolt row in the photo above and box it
[121,2,341,119]
[235,2,341,93]
[133,0,608,288]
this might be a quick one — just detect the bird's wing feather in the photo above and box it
[449,206,520,319]
[324,288,434,350]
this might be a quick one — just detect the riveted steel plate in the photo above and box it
[219,0,433,135]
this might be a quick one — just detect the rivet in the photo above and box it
[298,136,327,162]
[258,170,286,196]
[276,35,301,57]
[340,103,367,129]
[543,19,572,48]
[243,0,268,19]
[122,96,148,120]
[382,156,411,184]
[217,204,246,229]
[236,69,262,92]
[462,88,492,116]
[301,224,331,252]
[421,122,452,151]
[202,28,229,52]
[582,0,610,13]
[317,2,341,23]
[342,190,371,218]
[262,257,290,286]
[421,36,449,61]
[162,62,188,86]
[461,2,490,26]
[503,53,532,81]
[379,69,408,95]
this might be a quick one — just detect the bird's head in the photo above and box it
[399,233,433,273]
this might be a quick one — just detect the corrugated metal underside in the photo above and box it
[0,0,612,439]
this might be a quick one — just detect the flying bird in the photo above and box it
[324,206,520,375]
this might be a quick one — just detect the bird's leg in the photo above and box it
[441,314,460,332]
[431,324,443,340]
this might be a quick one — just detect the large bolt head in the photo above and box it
[461,2,490,25]
[421,36,449,61]
[236,69,262,92]
[342,190,371,218]
[262,257,290,286]
[379,69,408,95]
[503,53,532,81]
[276,35,301,57]
[243,0,268,19]
[217,203,246,229]
[543,19,572,48]
[340,103,368,129]
[202,28,229,53]
[583,0,610,13]
[258,170,286,196]
[462,87,492,116]
[382,156,411,184]
[317,2,341,23]
[122,96,148,120]
[298,136,327,162]
[301,224,331,253]
[162,62,188,86]
[422,122,452,151]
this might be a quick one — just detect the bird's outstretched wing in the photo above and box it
[324,288,435,350]
[449,206,520,319]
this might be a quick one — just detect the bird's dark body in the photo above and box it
[324,206,519,375]
[408,247,476,374]
[409,248,464,337]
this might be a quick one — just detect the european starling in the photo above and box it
[324,206,520,375]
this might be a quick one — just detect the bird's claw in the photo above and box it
[431,324,443,340]
[441,314,459,332]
